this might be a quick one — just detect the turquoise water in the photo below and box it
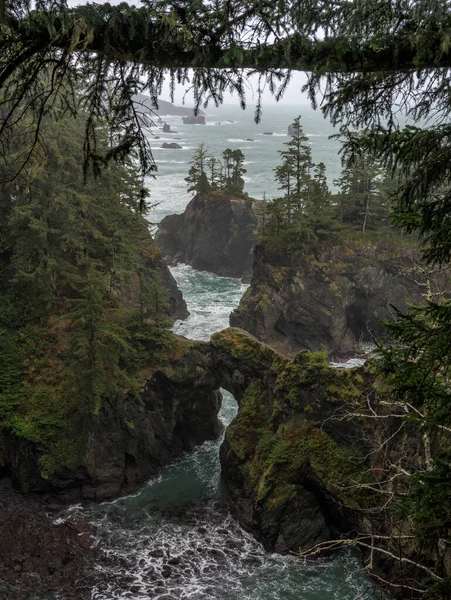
[81,389,383,600]
[72,104,382,599]
[170,264,249,341]
[74,265,382,600]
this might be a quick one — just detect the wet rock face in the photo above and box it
[121,242,189,322]
[156,193,258,282]
[115,225,188,322]
[231,244,451,355]
[3,341,222,501]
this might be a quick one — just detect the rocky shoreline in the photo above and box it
[0,326,438,597]
[0,479,106,600]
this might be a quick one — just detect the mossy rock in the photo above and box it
[211,328,286,372]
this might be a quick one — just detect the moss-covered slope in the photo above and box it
[212,328,424,590]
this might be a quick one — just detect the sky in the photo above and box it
[159,71,311,108]
[65,0,313,108]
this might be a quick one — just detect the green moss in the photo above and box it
[212,328,284,371]
[265,483,297,510]
[271,266,289,286]
[326,369,365,404]
[275,350,331,407]
[224,346,375,513]
[242,418,374,510]
[255,283,273,311]
[225,380,268,461]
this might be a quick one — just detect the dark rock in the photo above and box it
[288,123,296,136]
[119,231,188,322]
[182,115,206,125]
[156,192,260,282]
[2,340,222,501]
[208,328,426,596]
[230,243,451,355]
[245,138,254,142]
[263,132,273,135]
[162,142,182,149]
[162,123,172,133]
[0,479,108,600]
[132,94,205,117]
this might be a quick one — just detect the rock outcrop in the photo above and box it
[210,329,427,596]
[0,479,109,600]
[156,192,259,281]
[0,323,433,595]
[182,115,206,124]
[162,142,182,149]
[0,339,221,501]
[132,94,205,117]
[120,235,188,322]
[231,243,451,356]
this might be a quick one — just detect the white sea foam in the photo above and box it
[59,105,384,600]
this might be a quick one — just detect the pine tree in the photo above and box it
[265,117,333,247]
[206,155,221,190]
[335,135,388,232]
[185,144,211,195]
[275,117,313,214]
[0,110,174,474]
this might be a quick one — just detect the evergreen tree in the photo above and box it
[263,117,333,247]
[335,136,389,232]
[185,143,211,195]
[275,117,312,214]
[3,0,451,185]
[0,111,173,474]
[222,149,246,193]
[304,162,336,242]
[206,155,221,190]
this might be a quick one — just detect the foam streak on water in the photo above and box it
[82,393,381,600]
[170,264,248,341]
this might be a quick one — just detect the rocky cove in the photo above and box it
[0,327,394,598]
[2,107,450,600]
[3,191,450,600]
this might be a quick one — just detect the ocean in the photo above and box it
[70,104,383,600]
[147,103,342,225]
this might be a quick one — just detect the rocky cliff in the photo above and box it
[1,324,438,595]
[156,192,258,281]
[121,235,188,322]
[230,243,450,356]
[0,338,220,502]
[210,328,430,596]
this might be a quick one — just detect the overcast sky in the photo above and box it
[66,1,313,108]
[160,71,311,107]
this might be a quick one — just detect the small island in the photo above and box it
[182,115,206,125]
[162,142,182,149]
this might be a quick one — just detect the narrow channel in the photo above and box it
[75,265,382,600]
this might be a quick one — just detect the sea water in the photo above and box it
[147,103,342,224]
[79,104,381,599]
